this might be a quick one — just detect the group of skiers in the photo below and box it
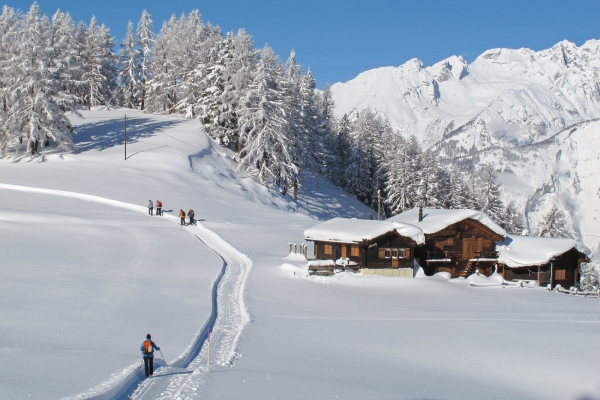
[148,200,163,216]
[180,209,195,226]
[147,200,195,226]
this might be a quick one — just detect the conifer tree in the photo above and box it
[580,263,600,291]
[146,16,179,113]
[502,201,525,234]
[236,46,298,187]
[446,167,469,209]
[479,164,504,220]
[0,6,18,154]
[78,16,116,109]
[3,3,78,154]
[117,21,140,108]
[329,114,351,186]
[137,10,153,110]
[538,205,573,238]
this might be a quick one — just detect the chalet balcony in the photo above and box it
[425,250,498,265]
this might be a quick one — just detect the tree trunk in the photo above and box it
[293,179,298,200]
[141,79,146,110]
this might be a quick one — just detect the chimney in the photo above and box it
[418,207,423,222]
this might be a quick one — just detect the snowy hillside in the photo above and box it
[2,109,600,400]
[331,39,600,252]
[0,109,371,399]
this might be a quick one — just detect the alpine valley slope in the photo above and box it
[331,39,600,253]
[2,110,600,400]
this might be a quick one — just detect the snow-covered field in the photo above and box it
[0,189,222,399]
[1,109,600,399]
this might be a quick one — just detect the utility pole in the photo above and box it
[124,114,127,160]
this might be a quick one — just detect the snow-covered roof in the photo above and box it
[497,235,590,268]
[304,218,424,245]
[387,207,507,237]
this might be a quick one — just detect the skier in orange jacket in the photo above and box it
[140,334,160,377]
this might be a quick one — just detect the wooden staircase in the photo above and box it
[461,261,475,278]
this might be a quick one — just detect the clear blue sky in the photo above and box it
[6,0,600,88]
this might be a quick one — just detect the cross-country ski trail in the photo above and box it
[0,183,252,400]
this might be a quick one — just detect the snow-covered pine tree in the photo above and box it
[342,110,381,205]
[403,135,423,208]
[461,169,483,210]
[137,10,153,110]
[297,68,324,174]
[384,134,413,215]
[416,149,443,208]
[0,5,18,154]
[3,3,78,154]
[343,143,371,203]
[236,45,298,188]
[117,21,140,108]
[502,200,525,234]
[78,16,116,109]
[478,164,504,221]
[172,10,209,118]
[445,166,469,209]
[537,205,574,238]
[49,10,78,90]
[146,16,177,113]
[317,83,336,175]
[197,33,230,136]
[211,29,256,150]
[329,113,352,186]
[580,263,600,291]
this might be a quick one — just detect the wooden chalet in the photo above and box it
[388,207,506,278]
[496,235,590,288]
[304,218,424,276]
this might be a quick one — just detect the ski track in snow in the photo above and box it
[0,183,253,400]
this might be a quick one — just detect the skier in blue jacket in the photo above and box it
[140,334,160,377]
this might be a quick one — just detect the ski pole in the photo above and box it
[160,349,168,367]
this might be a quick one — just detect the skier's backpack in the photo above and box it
[157,201,162,208]
[143,340,154,355]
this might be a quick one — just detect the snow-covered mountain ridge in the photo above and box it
[331,40,600,253]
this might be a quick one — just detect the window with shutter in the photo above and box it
[324,244,333,255]
[351,245,360,257]
[378,248,385,259]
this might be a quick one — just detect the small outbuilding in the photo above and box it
[388,207,506,278]
[304,218,424,276]
[497,235,590,288]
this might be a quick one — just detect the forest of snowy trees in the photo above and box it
[0,3,578,240]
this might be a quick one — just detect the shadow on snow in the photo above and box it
[73,117,186,153]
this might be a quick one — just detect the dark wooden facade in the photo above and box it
[312,232,416,271]
[416,219,505,278]
[499,248,588,288]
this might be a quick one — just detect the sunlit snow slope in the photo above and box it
[0,109,371,399]
[2,110,600,400]
[331,39,600,252]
